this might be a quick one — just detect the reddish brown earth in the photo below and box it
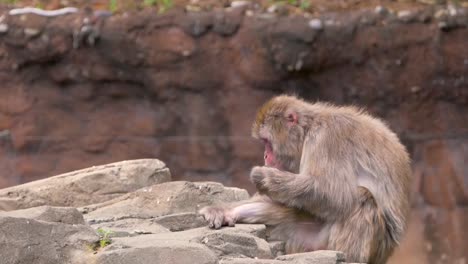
[0,2,467,264]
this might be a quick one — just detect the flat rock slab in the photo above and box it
[276,250,346,264]
[0,205,85,224]
[220,258,285,264]
[153,212,207,231]
[0,159,170,211]
[0,216,99,264]
[82,181,249,223]
[91,218,170,237]
[95,240,218,264]
[100,225,272,259]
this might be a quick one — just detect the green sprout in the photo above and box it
[96,228,114,248]
[144,0,157,6]
[109,0,118,12]
[157,0,173,13]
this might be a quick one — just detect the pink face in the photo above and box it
[263,139,281,169]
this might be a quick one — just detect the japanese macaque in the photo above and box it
[199,95,412,264]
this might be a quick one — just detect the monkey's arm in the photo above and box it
[250,166,357,219]
[199,194,296,229]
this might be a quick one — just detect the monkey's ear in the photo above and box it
[286,111,298,124]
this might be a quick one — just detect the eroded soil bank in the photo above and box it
[0,3,467,264]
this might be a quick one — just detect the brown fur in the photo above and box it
[200,95,412,264]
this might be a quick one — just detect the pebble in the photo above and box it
[448,4,457,16]
[308,19,323,30]
[295,60,303,71]
[185,5,201,12]
[438,21,448,29]
[434,9,448,19]
[410,86,421,93]
[24,28,40,37]
[230,1,250,8]
[0,23,8,33]
[374,5,388,15]
[397,10,412,19]
[324,19,337,26]
[267,5,277,13]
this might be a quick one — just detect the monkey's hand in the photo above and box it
[250,166,281,194]
[250,166,295,203]
[198,206,237,229]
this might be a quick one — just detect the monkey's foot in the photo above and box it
[199,206,237,229]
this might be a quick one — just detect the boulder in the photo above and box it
[0,159,170,211]
[0,205,85,224]
[153,212,207,231]
[220,258,284,264]
[0,216,99,264]
[276,251,346,264]
[98,225,273,260]
[90,218,170,237]
[82,181,249,223]
[0,160,360,264]
[95,240,218,264]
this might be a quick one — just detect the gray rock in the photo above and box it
[308,19,323,30]
[0,205,85,225]
[96,240,217,264]
[24,28,40,37]
[276,250,346,264]
[83,181,249,222]
[153,212,207,231]
[269,240,286,257]
[0,23,8,33]
[0,216,99,264]
[104,225,272,259]
[397,10,417,23]
[91,218,170,237]
[220,258,284,264]
[230,1,250,8]
[196,231,272,259]
[0,159,170,211]
[213,10,242,36]
[180,12,213,37]
[228,223,268,239]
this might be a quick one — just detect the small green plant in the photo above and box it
[143,0,157,6]
[0,0,19,4]
[109,0,118,12]
[96,228,114,248]
[269,0,311,10]
[299,0,311,10]
[35,2,45,9]
[157,0,173,13]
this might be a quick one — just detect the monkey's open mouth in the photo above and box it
[263,140,277,168]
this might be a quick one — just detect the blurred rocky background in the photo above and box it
[0,0,467,263]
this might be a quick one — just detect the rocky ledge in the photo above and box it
[0,159,360,264]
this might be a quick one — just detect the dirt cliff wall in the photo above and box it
[0,5,467,264]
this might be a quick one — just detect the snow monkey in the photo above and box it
[199,95,412,264]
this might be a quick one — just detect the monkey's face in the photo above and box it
[253,107,304,173]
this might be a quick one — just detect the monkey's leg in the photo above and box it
[199,194,296,229]
[250,166,357,219]
[328,188,395,264]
